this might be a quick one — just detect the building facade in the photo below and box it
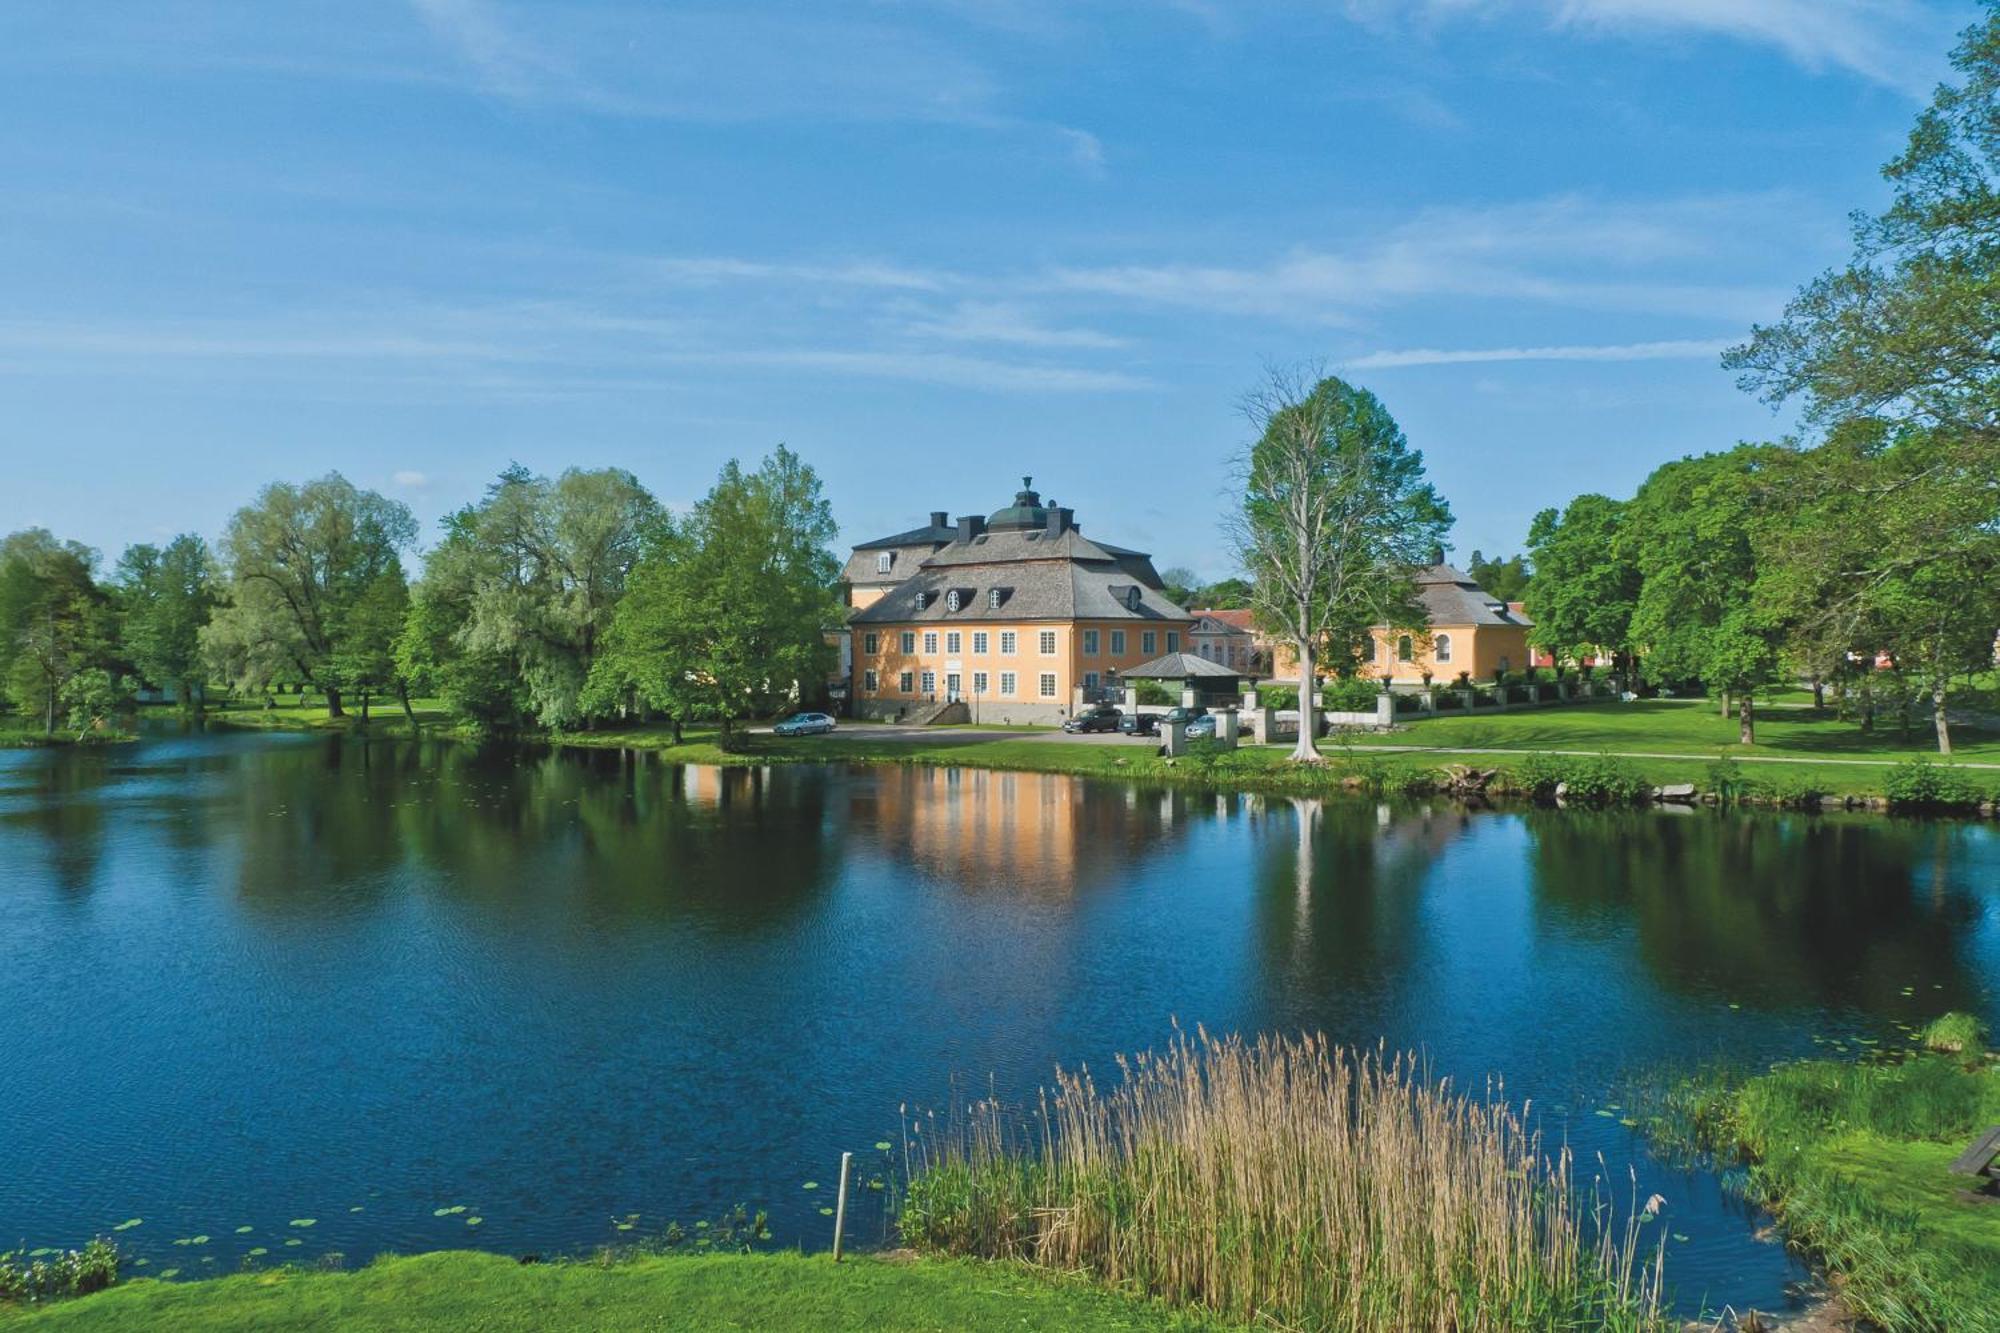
[1254,564,1535,685]
[848,480,1195,725]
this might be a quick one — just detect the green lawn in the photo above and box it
[2,1251,1229,1332]
[1347,698,2000,764]
[1656,1053,2000,1333]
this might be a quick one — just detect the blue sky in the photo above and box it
[0,0,1977,579]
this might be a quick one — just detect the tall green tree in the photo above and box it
[0,530,120,734]
[115,534,218,708]
[404,464,658,729]
[589,446,839,740]
[206,474,416,716]
[1464,550,1529,604]
[1624,447,1791,744]
[1524,495,1641,670]
[1228,369,1452,762]
[1727,4,2000,467]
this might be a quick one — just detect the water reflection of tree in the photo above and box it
[0,749,111,895]
[1525,811,1987,1011]
[1251,799,1469,1012]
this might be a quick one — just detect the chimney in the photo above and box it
[955,514,986,543]
[930,510,950,530]
[1046,507,1072,536]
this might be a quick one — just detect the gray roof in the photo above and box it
[1416,564,1534,628]
[1122,652,1242,680]
[852,521,957,551]
[850,540,1193,625]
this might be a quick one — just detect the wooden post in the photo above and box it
[831,1150,854,1261]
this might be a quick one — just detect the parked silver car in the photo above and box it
[773,712,837,736]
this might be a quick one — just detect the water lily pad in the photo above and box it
[235,1226,253,1234]
[248,1247,268,1257]
[111,1218,143,1232]
[29,1248,53,1257]
[466,1217,483,1227]
[349,1206,364,1213]
[1593,1109,1616,1118]
[614,1222,634,1232]
[802,1181,818,1190]
[284,1238,302,1247]
[433,1205,467,1217]
[875,1142,892,1152]
[190,1235,210,1245]
[160,1268,180,1280]
[289,1218,316,1228]
[818,1206,834,1216]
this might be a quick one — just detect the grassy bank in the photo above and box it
[1645,1029,2000,1333]
[901,1029,1666,1332]
[181,697,2000,810]
[0,1250,1230,1331]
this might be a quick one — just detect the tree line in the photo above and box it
[1526,12,2000,754]
[0,447,839,740]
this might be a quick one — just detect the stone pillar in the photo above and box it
[1460,688,1477,712]
[1248,706,1275,746]
[1493,684,1509,711]
[1374,694,1395,729]
[1163,719,1189,757]
[1123,686,1139,712]
[1214,707,1240,749]
[1242,688,1259,711]
[1181,686,1200,708]
[1420,688,1437,713]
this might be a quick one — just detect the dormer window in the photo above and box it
[912,591,929,610]
[1126,587,1142,611]
[877,552,893,574]
[946,589,962,612]
[987,588,1002,609]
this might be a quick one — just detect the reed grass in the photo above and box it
[899,1029,1666,1332]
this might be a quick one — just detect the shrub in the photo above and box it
[1917,1011,1989,1060]
[1252,683,1298,711]
[1392,691,1423,714]
[0,1239,119,1305]
[1509,754,1647,805]
[1134,680,1173,706]
[1757,771,1828,810]
[1320,677,1380,712]
[1884,759,1986,811]
[1704,755,1748,803]
[1435,691,1464,711]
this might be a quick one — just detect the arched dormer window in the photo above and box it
[987,588,1004,610]
[946,589,961,612]
[1127,587,1142,611]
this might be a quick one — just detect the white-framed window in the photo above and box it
[946,631,961,654]
[987,588,1003,609]
[863,633,879,655]
[999,671,1017,696]
[1038,630,1057,655]
[1084,671,1099,690]
[1434,633,1452,663]
[923,631,938,654]
[898,671,915,693]
[876,552,892,574]
[1082,629,1099,655]
[1397,634,1414,662]
[999,631,1017,654]
[921,670,937,694]
[1362,636,1377,662]
[972,671,989,694]
[863,669,878,692]
[1038,672,1058,698]
[972,631,989,654]
[1166,631,1180,653]
[1142,631,1156,655]
[946,589,961,612]
[900,631,916,654]
[1110,630,1125,655]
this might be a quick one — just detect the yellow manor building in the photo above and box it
[845,480,1194,725]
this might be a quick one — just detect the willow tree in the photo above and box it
[589,446,839,741]
[1229,369,1451,763]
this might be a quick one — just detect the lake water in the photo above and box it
[3,730,1996,1317]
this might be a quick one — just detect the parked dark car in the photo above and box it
[1119,705,1207,737]
[1062,704,1124,734]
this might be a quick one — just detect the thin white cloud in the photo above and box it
[1343,337,1732,368]
[904,302,1127,349]
[1343,0,1958,96]
[667,348,1149,393]
[647,257,950,292]
[392,469,430,488]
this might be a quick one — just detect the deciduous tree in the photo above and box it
[1229,369,1452,762]
[115,534,218,709]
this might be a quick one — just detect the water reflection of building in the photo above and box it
[869,765,1189,896]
